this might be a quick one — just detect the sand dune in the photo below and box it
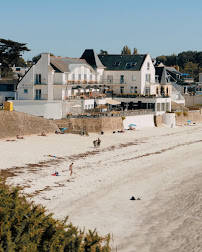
[1,124,202,251]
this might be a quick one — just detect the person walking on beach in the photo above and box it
[69,163,73,176]
[97,138,101,146]
[93,140,97,147]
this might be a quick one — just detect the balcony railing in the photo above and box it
[66,80,99,85]
[103,79,127,85]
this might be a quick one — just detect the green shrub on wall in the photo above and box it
[175,112,182,116]
[183,111,188,117]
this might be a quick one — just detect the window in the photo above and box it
[35,89,41,100]
[134,86,137,94]
[88,104,91,109]
[155,75,159,83]
[24,89,28,94]
[120,75,124,84]
[113,62,121,66]
[16,68,21,71]
[85,105,88,109]
[72,74,75,80]
[90,74,92,80]
[130,87,133,93]
[145,74,151,83]
[132,75,136,81]
[107,75,113,83]
[84,74,87,80]
[120,86,124,94]
[91,104,94,108]
[78,74,81,80]
[125,62,137,69]
[36,74,41,84]
[147,62,150,70]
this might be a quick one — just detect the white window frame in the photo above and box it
[36,74,41,84]
[132,75,136,81]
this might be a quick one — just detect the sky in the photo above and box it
[1,0,202,61]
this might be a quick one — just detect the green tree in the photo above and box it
[121,45,131,55]
[133,48,138,54]
[99,49,108,55]
[0,38,30,77]
[165,54,177,66]
[156,55,167,64]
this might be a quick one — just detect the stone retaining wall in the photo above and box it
[55,117,123,134]
[0,111,58,139]
[175,111,202,125]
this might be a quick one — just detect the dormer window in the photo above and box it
[125,62,137,69]
[113,62,121,66]
[155,75,159,83]
[147,62,150,70]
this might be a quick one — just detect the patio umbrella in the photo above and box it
[128,124,136,127]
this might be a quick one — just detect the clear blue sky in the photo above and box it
[1,0,202,60]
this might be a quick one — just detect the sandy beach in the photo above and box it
[1,124,202,251]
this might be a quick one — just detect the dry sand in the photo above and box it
[1,124,202,252]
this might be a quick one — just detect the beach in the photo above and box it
[1,124,202,251]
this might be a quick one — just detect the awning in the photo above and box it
[106,99,121,105]
[96,105,108,109]
[72,104,82,108]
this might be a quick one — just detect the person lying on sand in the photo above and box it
[47,155,56,157]
[6,139,16,142]
[52,171,59,176]
[38,132,46,136]
[16,135,24,139]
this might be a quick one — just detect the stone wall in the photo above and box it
[154,115,163,127]
[0,111,58,139]
[55,117,123,134]
[175,111,202,125]
[184,96,202,106]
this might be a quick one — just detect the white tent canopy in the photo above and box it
[106,99,121,105]
[72,104,82,108]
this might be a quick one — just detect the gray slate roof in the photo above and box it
[98,54,147,71]
[80,49,105,69]
[50,57,88,73]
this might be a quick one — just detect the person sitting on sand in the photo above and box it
[38,132,46,136]
[16,135,24,139]
[69,163,73,176]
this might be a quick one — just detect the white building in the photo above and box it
[17,53,102,101]
[82,50,169,96]
[14,51,172,118]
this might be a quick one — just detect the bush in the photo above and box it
[0,181,111,251]
[183,111,188,117]
[175,112,182,116]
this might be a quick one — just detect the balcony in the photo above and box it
[66,80,99,85]
[34,79,47,85]
[102,79,127,85]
